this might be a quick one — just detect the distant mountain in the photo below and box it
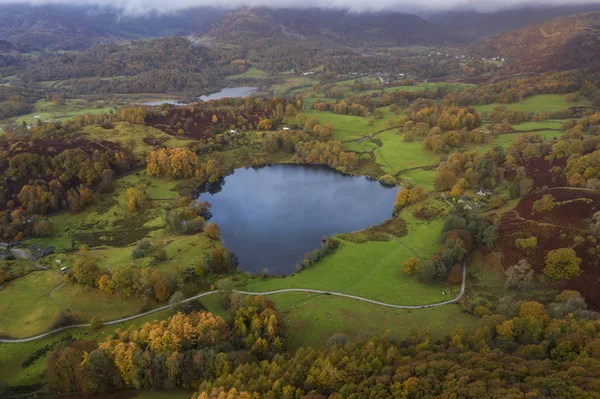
[0,4,226,51]
[203,8,463,47]
[428,4,600,41]
[473,12,600,73]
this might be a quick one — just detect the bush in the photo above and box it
[379,175,397,186]
[90,317,104,330]
[533,194,555,212]
[132,240,152,259]
[515,237,538,249]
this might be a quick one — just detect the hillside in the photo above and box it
[203,8,463,47]
[473,12,600,73]
[0,4,225,51]
[428,4,600,41]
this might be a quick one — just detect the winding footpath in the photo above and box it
[0,265,466,344]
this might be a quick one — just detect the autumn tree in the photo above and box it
[544,248,582,280]
[205,222,221,240]
[73,256,101,287]
[403,257,422,275]
[258,118,273,130]
[126,185,148,212]
[435,170,457,192]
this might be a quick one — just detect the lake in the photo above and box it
[199,86,258,101]
[197,164,398,275]
[142,99,186,106]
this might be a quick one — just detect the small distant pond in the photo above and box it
[141,99,186,106]
[197,164,397,275]
[199,86,258,101]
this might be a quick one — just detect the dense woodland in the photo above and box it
[46,293,600,398]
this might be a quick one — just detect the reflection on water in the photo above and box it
[197,164,397,275]
[199,86,258,101]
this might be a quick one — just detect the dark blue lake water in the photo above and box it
[198,164,397,275]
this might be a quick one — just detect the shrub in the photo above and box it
[515,237,538,249]
[132,240,152,259]
[379,175,397,186]
[90,317,104,331]
[532,194,555,212]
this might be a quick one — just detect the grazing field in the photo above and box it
[269,292,475,349]
[245,217,453,306]
[83,122,195,159]
[50,283,152,322]
[475,94,590,115]
[511,120,565,131]
[1,99,114,127]
[493,130,561,149]
[303,110,392,141]
[0,271,63,338]
[373,132,440,174]
[400,168,438,191]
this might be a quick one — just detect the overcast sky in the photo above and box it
[1,0,599,14]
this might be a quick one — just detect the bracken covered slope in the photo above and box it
[474,12,600,73]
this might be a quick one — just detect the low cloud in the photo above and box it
[1,0,599,15]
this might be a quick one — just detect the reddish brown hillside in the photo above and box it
[474,12,600,73]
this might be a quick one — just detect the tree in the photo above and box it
[212,114,218,124]
[98,169,114,194]
[126,185,148,212]
[403,257,422,275]
[258,119,273,130]
[505,259,534,291]
[33,220,53,237]
[435,170,457,192]
[544,248,582,280]
[205,223,221,240]
[73,256,101,287]
[489,194,503,209]
[97,274,114,294]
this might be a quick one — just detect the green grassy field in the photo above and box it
[493,130,562,149]
[400,169,437,191]
[271,292,475,349]
[510,120,565,131]
[475,94,590,115]
[2,99,114,127]
[373,132,441,174]
[83,122,195,159]
[246,217,453,306]
[0,271,63,338]
[303,110,392,142]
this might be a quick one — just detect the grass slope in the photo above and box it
[475,94,590,115]
[246,218,453,306]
